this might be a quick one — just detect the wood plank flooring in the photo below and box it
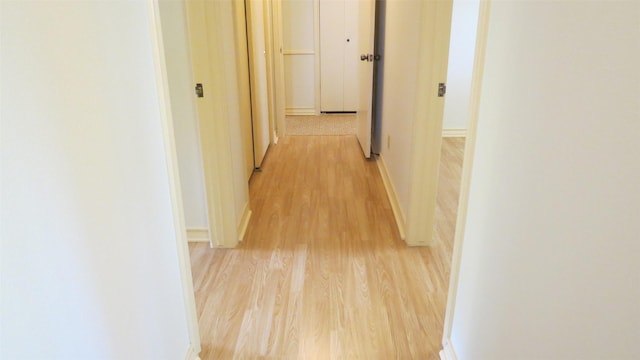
[285,115,356,135]
[189,135,465,359]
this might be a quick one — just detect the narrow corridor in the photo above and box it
[190,135,465,359]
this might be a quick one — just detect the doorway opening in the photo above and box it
[156,0,480,356]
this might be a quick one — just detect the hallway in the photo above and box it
[189,135,465,359]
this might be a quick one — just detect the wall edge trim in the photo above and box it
[184,344,201,360]
[237,202,252,242]
[442,128,467,137]
[439,338,459,360]
[286,108,317,116]
[376,155,407,240]
[282,50,315,55]
[186,228,210,243]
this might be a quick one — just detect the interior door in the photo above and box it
[355,0,376,158]
[246,0,271,168]
[184,0,216,248]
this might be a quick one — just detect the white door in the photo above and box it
[232,1,257,181]
[320,0,344,111]
[246,0,271,168]
[355,0,376,158]
[343,0,359,110]
[319,0,360,112]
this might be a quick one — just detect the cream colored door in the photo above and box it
[405,0,454,246]
[186,0,254,183]
[355,0,375,158]
[246,0,271,168]
[233,1,258,180]
[319,0,359,112]
[184,0,216,248]
[184,0,250,248]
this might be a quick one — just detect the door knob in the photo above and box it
[360,54,373,62]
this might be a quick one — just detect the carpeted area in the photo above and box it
[285,114,356,135]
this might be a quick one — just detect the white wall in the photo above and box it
[1,2,192,359]
[442,0,479,131]
[449,1,640,359]
[158,0,209,230]
[282,0,316,113]
[379,0,423,219]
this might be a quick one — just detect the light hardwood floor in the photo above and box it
[189,135,465,359]
[285,115,356,135]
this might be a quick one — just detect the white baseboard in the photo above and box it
[376,155,406,240]
[439,339,458,360]
[183,344,201,360]
[286,108,316,116]
[237,202,252,242]
[442,128,467,137]
[187,228,209,243]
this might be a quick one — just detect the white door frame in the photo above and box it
[313,0,321,115]
[439,1,490,358]
[148,0,490,357]
[147,1,202,358]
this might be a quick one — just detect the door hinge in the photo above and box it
[195,83,204,98]
[438,83,446,97]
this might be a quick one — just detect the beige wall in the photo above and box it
[1,2,192,358]
[442,0,480,131]
[449,1,640,358]
[379,0,423,219]
[158,0,209,230]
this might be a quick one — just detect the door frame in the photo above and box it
[148,1,202,357]
[439,0,490,358]
[313,0,321,115]
[148,0,490,356]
